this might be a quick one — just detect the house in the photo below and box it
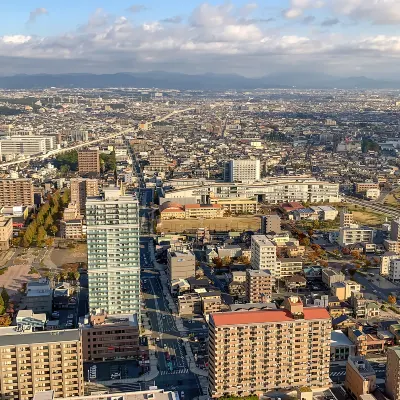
[284,275,307,290]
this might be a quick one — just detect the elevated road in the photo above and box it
[0,107,195,169]
[343,195,400,218]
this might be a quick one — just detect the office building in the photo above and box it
[261,214,281,234]
[344,356,376,400]
[0,178,34,207]
[386,347,400,400]
[0,215,13,250]
[20,279,53,315]
[338,225,374,247]
[251,235,277,276]
[78,148,100,174]
[208,296,331,398]
[70,178,99,213]
[86,188,140,317]
[227,159,261,183]
[246,269,274,303]
[167,249,195,283]
[0,135,54,158]
[209,197,258,214]
[81,313,139,362]
[0,328,83,400]
[340,210,354,228]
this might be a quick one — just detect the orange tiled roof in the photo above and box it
[185,204,222,209]
[211,308,330,326]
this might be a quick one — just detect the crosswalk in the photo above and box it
[330,369,385,377]
[160,368,189,375]
[198,376,209,396]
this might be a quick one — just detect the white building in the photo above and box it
[227,159,261,183]
[366,188,380,200]
[389,259,400,282]
[380,253,398,276]
[338,224,375,247]
[250,235,277,276]
[0,135,54,158]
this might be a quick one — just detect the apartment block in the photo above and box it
[391,219,400,242]
[0,215,12,250]
[167,249,195,283]
[208,296,331,398]
[227,159,261,183]
[20,279,53,315]
[338,225,374,247]
[81,313,139,362]
[261,214,281,234]
[0,328,84,400]
[210,197,258,214]
[322,268,345,287]
[78,148,100,174]
[178,293,202,316]
[386,347,400,400]
[380,253,399,275]
[340,211,354,228]
[251,235,277,276]
[60,219,84,239]
[0,178,34,207]
[277,258,303,278]
[246,269,274,303]
[70,178,99,212]
[389,259,400,282]
[344,356,376,400]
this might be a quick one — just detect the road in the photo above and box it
[330,361,386,384]
[343,195,400,218]
[140,238,202,399]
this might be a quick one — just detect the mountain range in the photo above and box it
[0,71,399,90]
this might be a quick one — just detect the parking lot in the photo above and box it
[84,360,141,382]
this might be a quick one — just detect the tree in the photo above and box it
[1,287,9,307]
[37,226,47,246]
[0,314,11,326]
[60,165,70,176]
[212,257,223,268]
[73,271,80,282]
[300,237,310,247]
[0,296,5,315]
[50,225,58,236]
[44,214,53,230]
[388,295,397,305]
[222,256,232,266]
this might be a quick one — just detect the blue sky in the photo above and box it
[0,1,400,77]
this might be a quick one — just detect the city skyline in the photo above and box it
[1,1,400,78]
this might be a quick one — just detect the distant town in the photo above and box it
[2,87,400,400]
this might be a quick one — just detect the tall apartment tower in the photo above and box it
[246,269,274,303]
[391,219,400,242]
[208,296,331,398]
[70,178,99,213]
[386,347,400,400]
[227,159,261,183]
[250,235,277,276]
[0,328,84,400]
[78,148,100,174]
[0,178,34,207]
[86,188,140,317]
[261,214,281,234]
[340,210,354,228]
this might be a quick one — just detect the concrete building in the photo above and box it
[178,293,202,316]
[380,253,399,275]
[0,178,34,207]
[81,313,139,362]
[0,135,54,157]
[78,148,100,174]
[20,279,53,316]
[227,159,261,183]
[340,211,354,228]
[209,197,258,214]
[355,183,380,193]
[386,347,400,400]
[322,268,345,287]
[86,188,140,317]
[63,202,80,221]
[261,214,281,234]
[60,219,84,239]
[344,356,376,400]
[0,215,12,250]
[330,330,356,361]
[246,269,274,303]
[0,328,83,400]
[167,249,195,283]
[208,296,331,398]
[338,225,374,247]
[70,178,99,213]
[277,258,303,278]
[251,235,277,276]
[391,219,400,242]
[389,259,400,282]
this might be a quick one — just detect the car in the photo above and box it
[156,337,160,342]
[164,344,167,349]
[378,363,386,367]
[373,290,378,293]
[181,391,185,399]
[111,373,121,379]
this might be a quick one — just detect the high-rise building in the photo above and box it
[261,214,281,234]
[391,219,400,242]
[386,347,400,400]
[78,148,100,174]
[245,269,274,303]
[86,188,140,317]
[250,235,277,276]
[70,178,99,213]
[0,328,84,400]
[208,296,331,398]
[0,178,34,207]
[227,159,261,183]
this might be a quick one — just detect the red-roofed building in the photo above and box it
[208,296,331,398]
[279,202,305,213]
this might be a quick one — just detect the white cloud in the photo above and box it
[283,0,324,19]
[2,35,32,44]
[27,7,48,24]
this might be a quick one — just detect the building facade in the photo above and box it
[167,249,195,283]
[70,178,99,213]
[261,214,281,234]
[0,179,34,207]
[86,188,140,317]
[0,215,13,250]
[78,148,100,174]
[386,347,400,400]
[227,159,261,183]
[246,269,274,303]
[344,356,376,400]
[251,235,277,276]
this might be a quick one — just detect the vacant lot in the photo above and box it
[340,204,387,226]
[157,217,261,233]
[383,189,400,207]
[51,243,87,267]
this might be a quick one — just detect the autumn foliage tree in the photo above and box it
[388,295,397,304]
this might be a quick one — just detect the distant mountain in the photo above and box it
[0,71,398,90]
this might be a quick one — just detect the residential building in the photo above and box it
[331,280,361,301]
[382,254,400,276]
[227,159,261,183]
[322,268,345,287]
[20,279,53,315]
[78,148,100,174]
[86,188,140,316]
[200,291,225,315]
[355,183,380,193]
[70,178,99,213]
[81,313,139,362]
[344,356,376,400]
[277,258,303,278]
[389,259,400,282]
[386,347,400,400]
[246,269,274,303]
[0,215,12,250]
[392,219,400,242]
[384,241,400,254]
[310,206,338,221]
[60,219,84,239]
[350,292,380,319]
[167,249,195,283]
[251,235,277,276]
[178,293,202,315]
[0,328,83,400]
[0,178,34,207]
[338,225,374,247]
[340,211,354,228]
[208,296,331,398]
[261,214,281,234]
[63,202,80,221]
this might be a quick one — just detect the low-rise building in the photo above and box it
[345,356,376,400]
[278,257,303,278]
[178,293,202,315]
[210,197,258,215]
[331,330,356,361]
[167,249,195,283]
[339,225,374,247]
[389,259,400,282]
[60,219,84,239]
[322,268,345,287]
[381,253,399,275]
[20,279,53,316]
[0,215,12,250]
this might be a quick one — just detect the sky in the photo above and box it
[1,0,400,78]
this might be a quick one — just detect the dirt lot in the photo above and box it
[157,217,261,233]
[51,243,87,267]
[383,189,400,207]
[340,204,386,226]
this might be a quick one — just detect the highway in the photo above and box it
[0,107,195,169]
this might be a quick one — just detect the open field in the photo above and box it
[383,189,400,207]
[338,204,387,226]
[51,243,87,267]
[157,216,261,233]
